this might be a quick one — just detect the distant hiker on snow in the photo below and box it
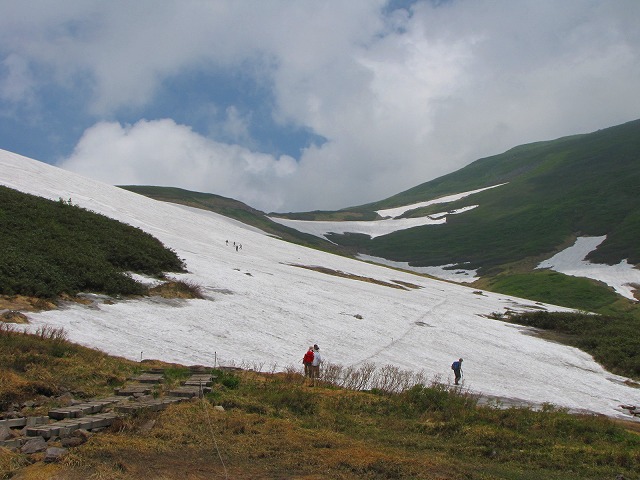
[302,346,314,381]
[451,358,463,385]
[311,344,322,386]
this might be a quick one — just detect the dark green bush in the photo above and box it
[0,186,185,298]
[507,311,640,378]
[221,375,240,389]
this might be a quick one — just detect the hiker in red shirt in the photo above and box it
[302,346,314,382]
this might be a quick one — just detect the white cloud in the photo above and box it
[0,54,36,104]
[3,1,640,211]
[58,119,297,212]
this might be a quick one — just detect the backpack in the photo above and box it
[303,351,314,364]
[451,361,460,371]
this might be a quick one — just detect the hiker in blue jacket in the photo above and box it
[451,358,463,385]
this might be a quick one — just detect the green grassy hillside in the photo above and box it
[0,186,185,298]
[327,119,640,270]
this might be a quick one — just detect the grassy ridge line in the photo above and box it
[0,186,185,298]
[1,328,639,479]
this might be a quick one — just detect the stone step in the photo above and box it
[26,412,121,440]
[129,373,164,384]
[114,384,153,396]
[0,416,49,429]
[48,398,123,420]
[188,373,216,379]
[166,385,211,398]
[183,379,213,387]
[0,437,26,449]
[114,397,186,415]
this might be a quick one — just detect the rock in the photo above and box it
[56,392,75,407]
[71,429,92,441]
[61,436,85,448]
[0,310,28,323]
[44,447,68,463]
[214,405,225,412]
[0,425,12,441]
[138,419,156,434]
[21,437,47,454]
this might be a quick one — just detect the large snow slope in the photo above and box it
[1,149,638,419]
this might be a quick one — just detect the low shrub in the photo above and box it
[0,185,186,298]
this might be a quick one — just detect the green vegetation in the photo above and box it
[2,330,639,479]
[498,310,640,379]
[0,186,185,298]
[485,270,622,312]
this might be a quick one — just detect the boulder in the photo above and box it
[61,436,85,448]
[21,437,47,454]
[44,447,68,463]
[0,425,12,441]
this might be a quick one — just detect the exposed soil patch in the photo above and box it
[0,310,28,323]
[148,280,204,299]
[391,279,422,289]
[288,264,416,290]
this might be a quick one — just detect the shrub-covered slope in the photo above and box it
[0,186,185,298]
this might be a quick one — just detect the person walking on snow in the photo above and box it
[311,344,322,386]
[302,346,314,382]
[451,358,463,385]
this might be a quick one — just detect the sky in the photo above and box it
[2,148,640,419]
[1,1,640,212]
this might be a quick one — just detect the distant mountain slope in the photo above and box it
[118,186,344,254]
[277,119,640,276]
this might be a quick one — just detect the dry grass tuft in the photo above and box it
[289,264,411,290]
[148,280,205,299]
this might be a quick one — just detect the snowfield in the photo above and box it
[1,149,639,419]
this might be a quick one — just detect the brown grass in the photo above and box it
[288,264,416,291]
[11,394,455,480]
[0,295,56,312]
[149,280,204,299]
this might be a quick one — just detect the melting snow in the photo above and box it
[267,184,504,240]
[375,183,506,218]
[1,149,639,419]
[357,254,479,283]
[538,236,640,301]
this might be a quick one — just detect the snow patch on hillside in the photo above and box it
[538,236,640,301]
[375,183,506,218]
[357,254,479,283]
[267,214,446,240]
[267,184,506,241]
